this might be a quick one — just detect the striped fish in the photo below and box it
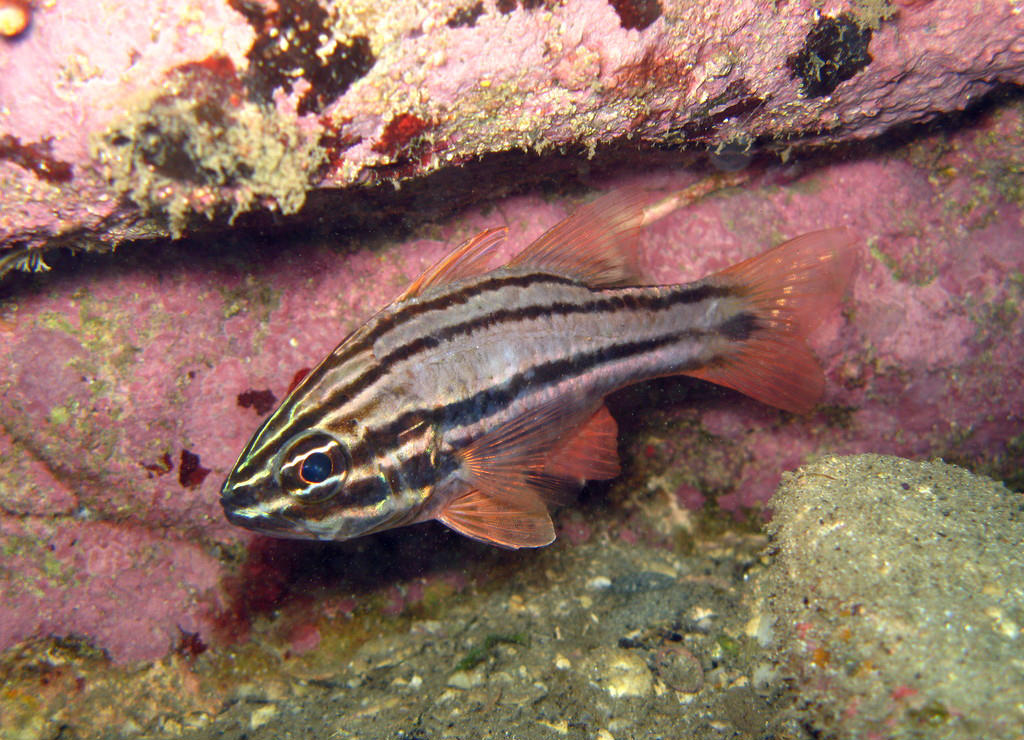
[221,187,854,548]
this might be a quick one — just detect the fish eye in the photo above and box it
[275,431,349,502]
[300,451,332,484]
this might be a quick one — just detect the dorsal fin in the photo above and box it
[400,177,750,300]
[397,227,508,301]
[507,187,652,287]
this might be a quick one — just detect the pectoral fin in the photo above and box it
[439,401,622,548]
[455,399,581,503]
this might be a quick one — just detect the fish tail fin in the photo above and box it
[684,229,857,414]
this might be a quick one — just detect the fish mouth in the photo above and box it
[220,480,308,537]
[221,502,313,539]
[221,502,262,530]
[220,477,257,510]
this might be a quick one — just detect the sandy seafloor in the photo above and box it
[4,455,1022,740]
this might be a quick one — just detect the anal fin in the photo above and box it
[545,404,620,483]
[437,488,555,549]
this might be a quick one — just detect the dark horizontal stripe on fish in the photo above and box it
[325,271,583,369]
[359,326,718,463]
[316,468,392,510]
[304,280,740,435]
[718,311,759,340]
[373,282,742,372]
[280,271,586,436]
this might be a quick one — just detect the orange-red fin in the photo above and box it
[455,399,590,503]
[508,187,651,287]
[545,404,620,483]
[685,228,857,414]
[437,488,555,549]
[685,340,825,415]
[448,399,620,547]
[397,227,508,301]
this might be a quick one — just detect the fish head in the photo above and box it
[220,348,402,542]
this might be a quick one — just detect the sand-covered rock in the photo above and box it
[763,454,1024,739]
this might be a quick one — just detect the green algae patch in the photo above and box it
[867,234,941,286]
[849,0,897,30]
[0,530,79,599]
[94,60,324,237]
[47,403,71,427]
[455,632,529,671]
[217,276,282,323]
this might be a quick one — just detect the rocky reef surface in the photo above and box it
[1,0,1022,269]
[1,96,1022,669]
[0,3,1022,734]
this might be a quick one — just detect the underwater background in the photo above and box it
[1,0,1022,738]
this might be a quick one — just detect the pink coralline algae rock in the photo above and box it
[1,95,1022,662]
[1,0,1023,272]
[0,513,222,665]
